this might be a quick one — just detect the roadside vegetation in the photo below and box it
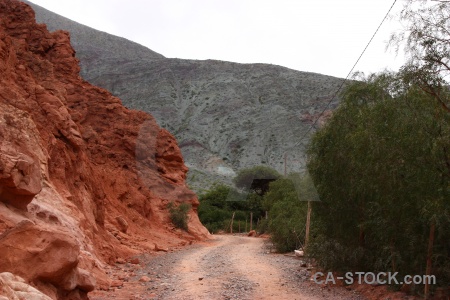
[168,202,191,231]
[307,70,449,293]
[198,166,279,234]
[198,167,314,252]
[306,2,449,296]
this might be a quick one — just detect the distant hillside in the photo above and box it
[26,1,343,191]
[24,0,164,63]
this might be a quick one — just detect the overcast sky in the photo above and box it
[27,0,406,78]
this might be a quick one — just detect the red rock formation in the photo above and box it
[0,272,53,300]
[0,0,209,299]
[0,139,42,210]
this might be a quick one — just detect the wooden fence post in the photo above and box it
[305,201,312,250]
[229,212,235,234]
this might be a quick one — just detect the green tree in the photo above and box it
[198,184,235,233]
[307,72,450,291]
[262,177,296,212]
[252,3,450,295]
[263,175,309,252]
[234,165,281,196]
[389,0,450,113]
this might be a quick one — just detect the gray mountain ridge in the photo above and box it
[25,0,344,191]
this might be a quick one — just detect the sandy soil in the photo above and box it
[90,234,368,300]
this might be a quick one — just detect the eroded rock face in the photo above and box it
[156,128,188,184]
[0,0,209,298]
[0,104,43,209]
[0,145,42,209]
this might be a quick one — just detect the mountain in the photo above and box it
[25,1,343,191]
[23,0,164,62]
[0,1,208,298]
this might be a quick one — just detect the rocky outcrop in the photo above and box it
[0,141,42,209]
[0,272,52,300]
[0,1,209,299]
[24,1,343,192]
[0,221,84,296]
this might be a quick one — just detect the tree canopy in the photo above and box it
[390,0,450,113]
[307,71,450,289]
[233,165,281,196]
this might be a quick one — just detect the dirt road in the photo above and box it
[165,235,306,299]
[91,235,364,300]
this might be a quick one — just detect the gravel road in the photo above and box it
[91,235,366,300]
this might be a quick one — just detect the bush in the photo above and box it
[262,175,310,252]
[168,202,191,231]
[257,218,269,234]
[269,199,307,252]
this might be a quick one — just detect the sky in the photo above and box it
[27,0,407,79]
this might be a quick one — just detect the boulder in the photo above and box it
[139,276,151,282]
[61,268,96,292]
[154,244,169,252]
[0,272,52,300]
[110,280,123,288]
[115,215,128,233]
[0,131,42,210]
[0,220,80,285]
[248,230,257,237]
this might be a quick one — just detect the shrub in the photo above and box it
[261,175,310,252]
[269,199,306,252]
[257,218,269,234]
[168,202,191,231]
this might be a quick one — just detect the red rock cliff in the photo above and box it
[0,1,209,299]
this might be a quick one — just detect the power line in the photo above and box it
[288,0,398,152]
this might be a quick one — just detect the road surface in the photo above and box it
[91,235,364,300]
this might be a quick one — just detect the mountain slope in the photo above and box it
[85,58,341,188]
[23,0,164,63]
[25,1,343,190]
